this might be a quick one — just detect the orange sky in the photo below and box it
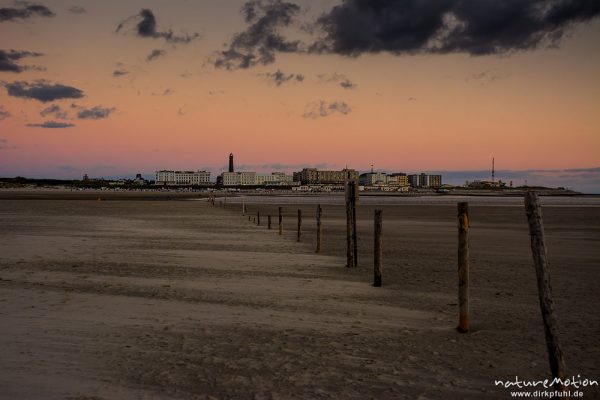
[1,0,599,188]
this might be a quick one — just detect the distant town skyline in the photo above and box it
[1,1,599,192]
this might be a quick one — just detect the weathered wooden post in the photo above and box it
[278,206,283,235]
[345,182,354,268]
[345,181,358,267]
[257,211,260,226]
[297,209,302,242]
[242,201,246,216]
[457,202,470,333]
[268,215,272,230]
[374,209,383,287]
[352,183,358,267]
[525,192,567,389]
[316,204,322,253]
[248,216,251,221]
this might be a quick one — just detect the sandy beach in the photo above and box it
[1,191,599,399]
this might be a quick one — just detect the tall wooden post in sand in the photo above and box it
[345,181,357,268]
[457,202,470,333]
[257,211,260,226]
[242,201,246,216]
[524,192,567,390]
[297,209,302,242]
[373,209,383,287]
[278,207,283,235]
[268,215,272,230]
[316,205,322,253]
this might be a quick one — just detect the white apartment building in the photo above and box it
[221,171,293,186]
[155,170,211,186]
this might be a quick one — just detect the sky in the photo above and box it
[1,0,599,192]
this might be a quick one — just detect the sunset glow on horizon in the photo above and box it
[1,0,599,191]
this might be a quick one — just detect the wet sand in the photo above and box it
[1,192,599,399]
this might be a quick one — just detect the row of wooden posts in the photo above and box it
[209,191,567,389]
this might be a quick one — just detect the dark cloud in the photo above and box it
[116,9,199,44]
[4,80,84,102]
[213,0,302,69]
[40,104,68,119]
[0,49,43,72]
[146,49,166,62]
[112,69,129,77]
[0,105,11,120]
[303,100,352,119]
[261,69,304,86]
[339,79,355,89]
[68,6,86,14]
[76,106,115,120]
[311,0,600,56]
[26,121,75,128]
[318,72,356,89]
[0,3,54,22]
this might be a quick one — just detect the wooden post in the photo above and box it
[345,185,354,268]
[268,215,272,230]
[297,209,302,242]
[242,201,246,216]
[457,202,470,333]
[525,192,567,389]
[374,209,383,287]
[278,206,283,235]
[352,186,358,268]
[346,181,358,268]
[316,204,322,253]
[248,216,251,221]
[257,211,260,226]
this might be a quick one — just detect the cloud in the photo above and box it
[310,0,600,56]
[212,0,302,69]
[4,80,84,102]
[0,3,54,22]
[26,121,75,128]
[76,106,115,120]
[261,69,304,86]
[40,104,68,119]
[0,106,10,120]
[116,8,199,44]
[318,72,356,89]
[303,100,352,119]
[339,79,356,89]
[466,69,511,83]
[68,6,86,14]
[0,49,43,72]
[146,49,166,61]
[112,69,129,77]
